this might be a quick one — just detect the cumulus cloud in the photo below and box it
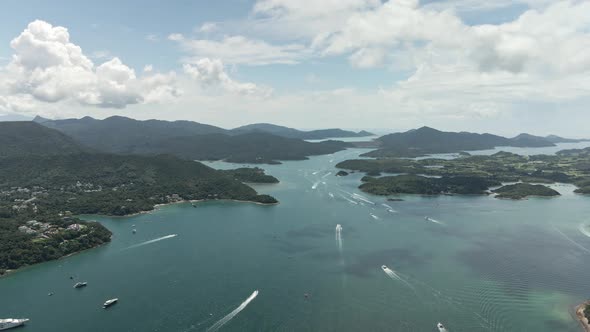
[183,58,271,97]
[2,20,180,111]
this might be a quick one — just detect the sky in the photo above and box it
[0,0,589,136]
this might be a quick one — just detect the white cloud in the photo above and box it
[167,33,184,41]
[2,20,180,112]
[183,58,271,97]
[174,35,307,65]
[198,22,218,33]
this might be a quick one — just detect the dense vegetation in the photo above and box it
[492,183,560,199]
[131,132,350,164]
[0,153,278,271]
[222,168,280,183]
[0,122,86,158]
[35,116,351,164]
[363,126,558,158]
[359,175,499,196]
[337,149,590,197]
[0,122,282,272]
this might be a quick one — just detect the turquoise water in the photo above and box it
[2,147,590,331]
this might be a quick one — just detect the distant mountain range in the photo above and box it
[31,116,350,164]
[364,126,588,158]
[34,116,372,142]
[232,123,373,139]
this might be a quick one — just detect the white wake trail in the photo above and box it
[329,192,335,198]
[335,224,343,252]
[124,234,177,250]
[311,181,320,190]
[579,223,590,238]
[339,194,358,205]
[322,172,332,178]
[382,203,397,213]
[370,213,379,220]
[554,226,590,254]
[352,193,375,205]
[425,217,444,225]
[207,290,259,332]
[381,265,415,291]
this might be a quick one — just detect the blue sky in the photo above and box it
[0,0,589,136]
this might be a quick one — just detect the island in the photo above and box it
[336,170,349,176]
[336,148,590,196]
[492,183,560,199]
[359,174,499,196]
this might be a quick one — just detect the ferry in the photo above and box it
[0,318,29,330]
[103,298,118,308]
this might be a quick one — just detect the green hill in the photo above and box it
[493,183,560,199]
[0,122,86,158]
[364,127,555,157]
[131,132,350,164]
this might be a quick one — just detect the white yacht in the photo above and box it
[73,281,87,288]
[0,318,29,330]
[103,298,118,308]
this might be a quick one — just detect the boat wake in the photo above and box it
[554,226,590,254]
[322,172,332,178]
[329,192,335,198]
[382,203,397,213]
[352,193,375,205]
[123,234,177,250]
[339,194,358,205]
[207,290,259,332]
[335,224,343,252]
[425,217,444,225]
[370,213,379,220]
[381,265,414,290]
[579,223,590,238]
[311,181,320,190]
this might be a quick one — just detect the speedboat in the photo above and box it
[0,318,29,330]
[437,322,446,331]
[381,265,387,270]
[73,281,87,288]
[103,298,118,308]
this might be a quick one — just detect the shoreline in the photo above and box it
[576,301,590,332]
[2,198,277,278]
[0,240,110,278]
[118,198,279,218]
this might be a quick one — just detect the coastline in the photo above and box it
[0,240,110,278]
[119,198,279,218]
[577,301,590,332]
[1,198,277,278]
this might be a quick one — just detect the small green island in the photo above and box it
[492,183,560,199]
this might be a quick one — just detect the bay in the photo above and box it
[2,145,590,331]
